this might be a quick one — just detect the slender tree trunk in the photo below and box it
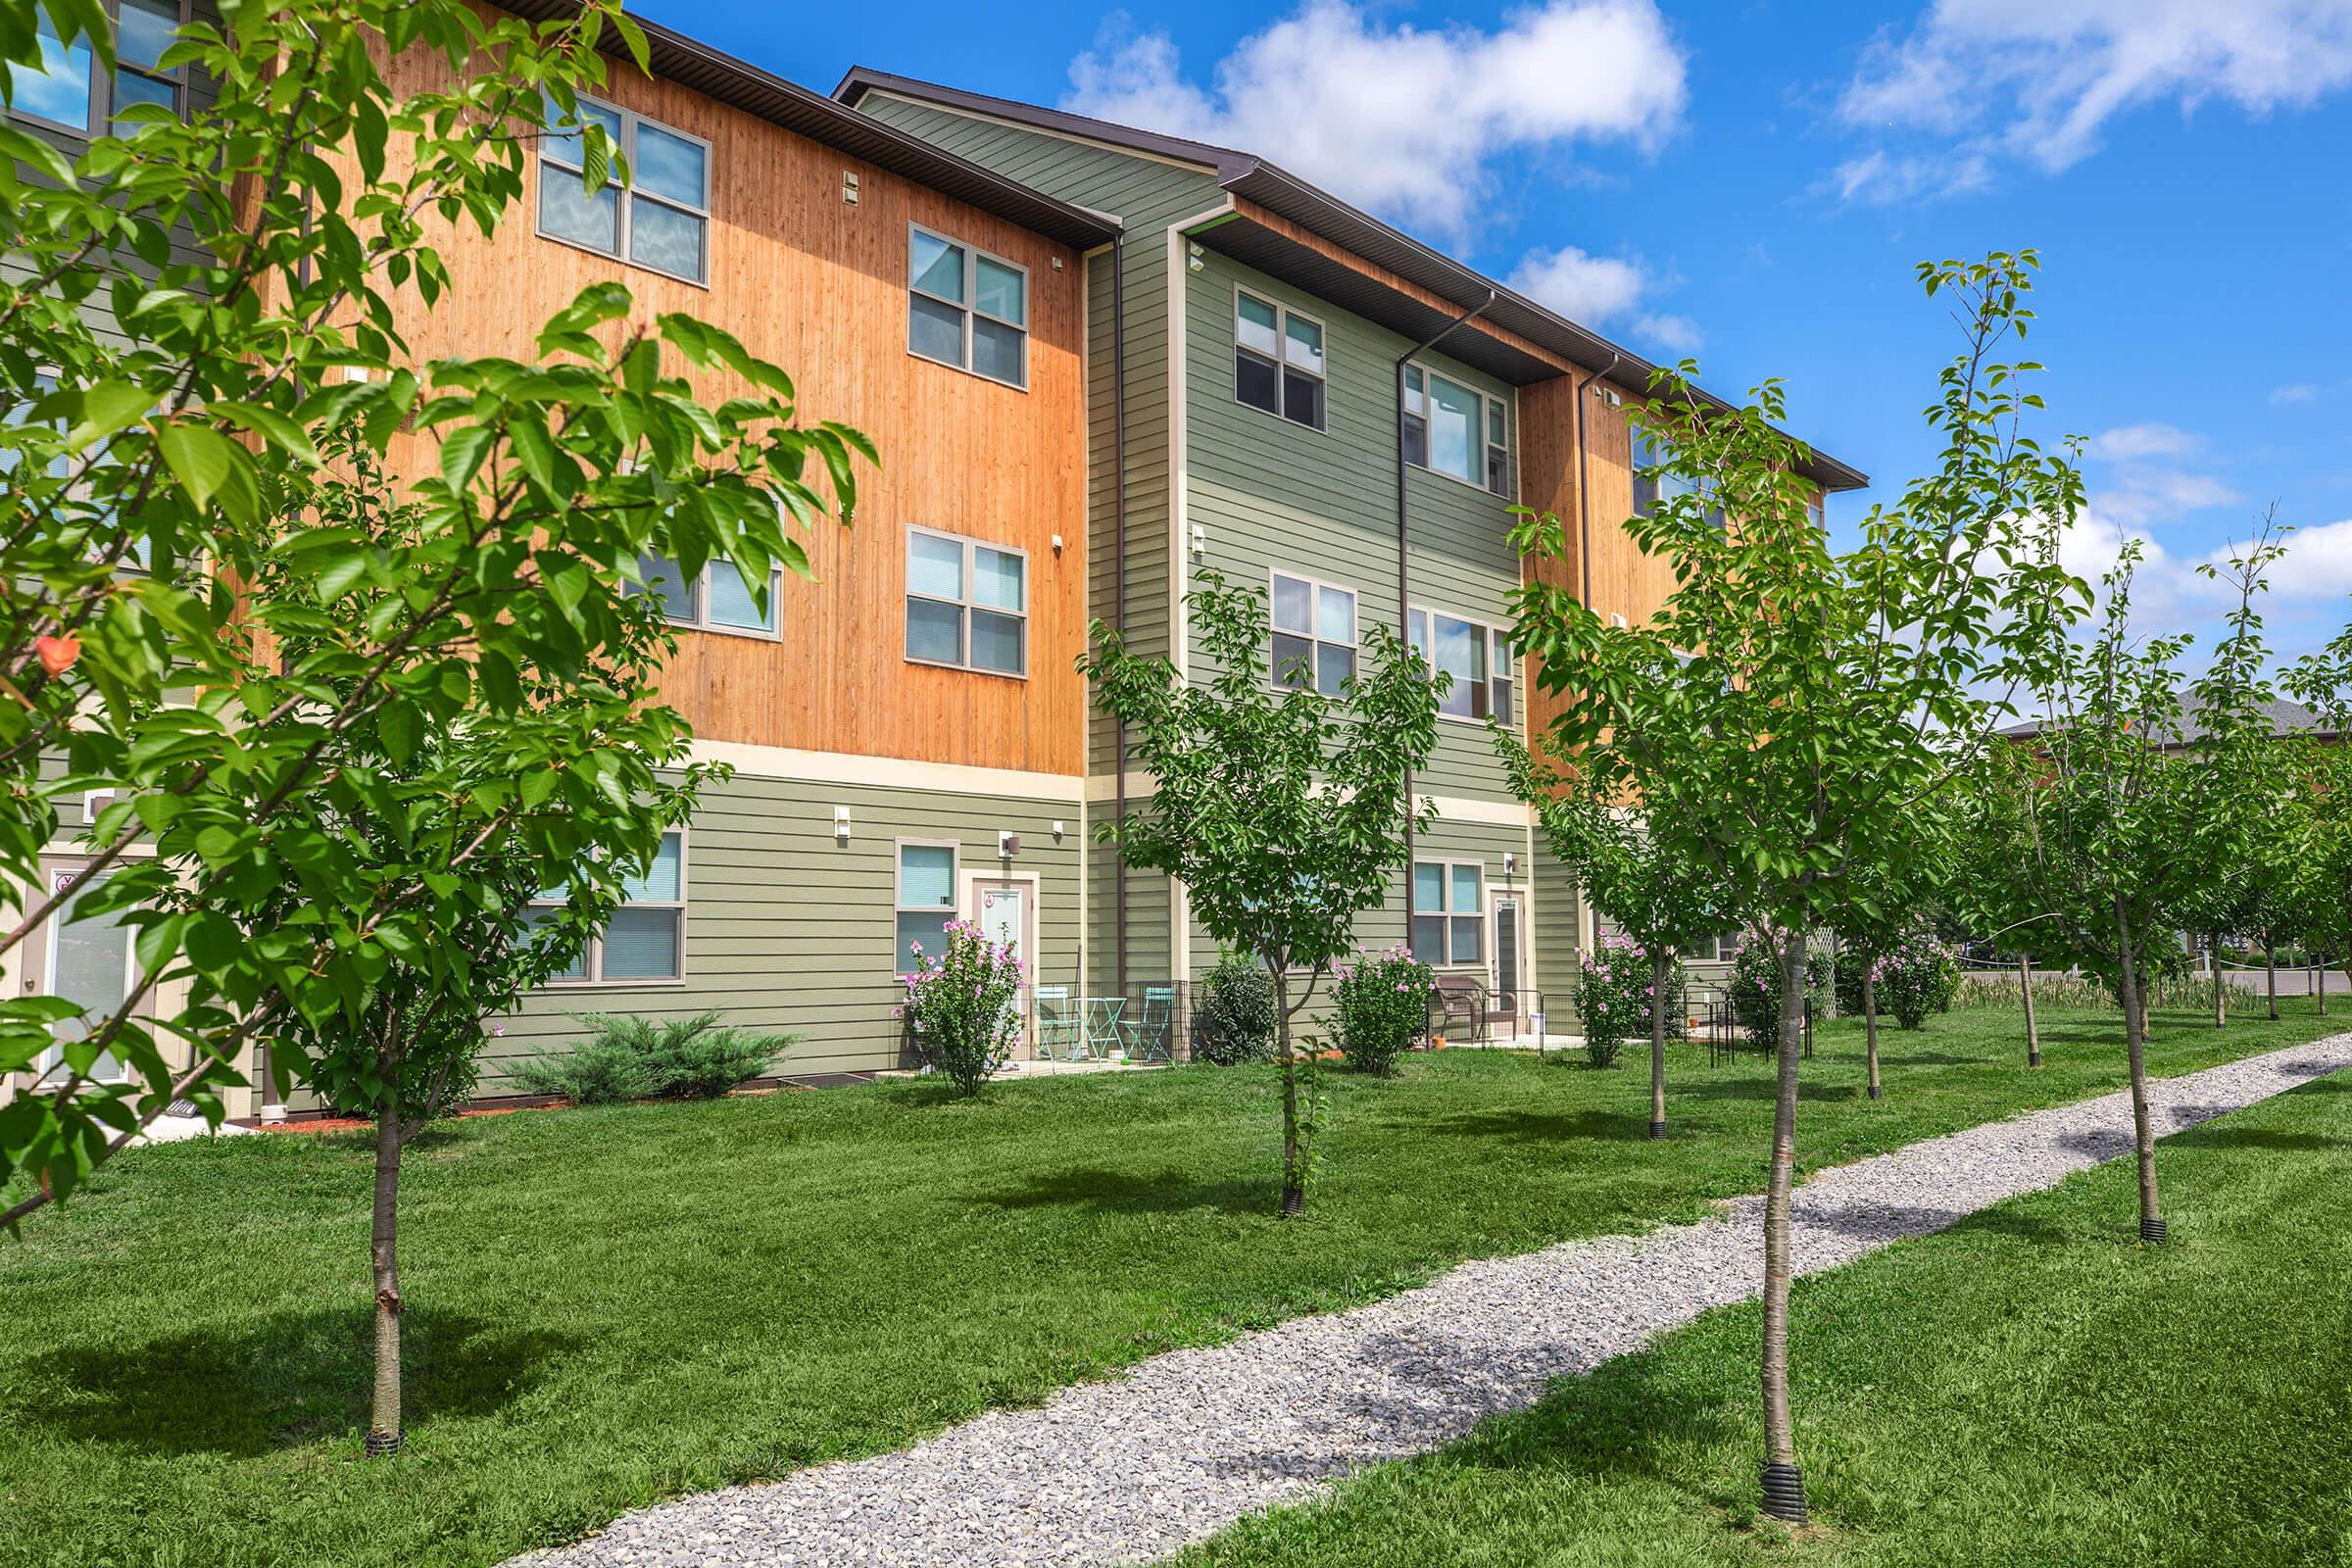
[2317,959,2327,1016]
[2019,955,2041,1067]
[1272,965,1303,1218]
[1863,970,1882,1100]
[2211,932,2227,1029]
[2117,911,2164,1246]
[367,1097,406,1456]
[2267,936,2279,1020]
[1649,951,1670,1140]
[1758,929,1809,1524]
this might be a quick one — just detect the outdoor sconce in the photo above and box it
[1191,523,1206,560]
[999,831,1021,858]
[1052,533,1065,556]
[1051,820,1066,841]
[834,806,852,842]
[1502,853,1518,876]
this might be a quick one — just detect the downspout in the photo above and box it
[1570,351,1621,612]
[1111,231,1130,996]
[1396,290,1495,942]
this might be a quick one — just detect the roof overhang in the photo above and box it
[497,6,1118,250]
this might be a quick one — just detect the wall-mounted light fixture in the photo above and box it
[998,831,1021,858]
[1502,852,1519,877]
[1190,523,1206,560]
[834,806,852,842]
[1051,820,1066,841]
[1052,532,1065,556]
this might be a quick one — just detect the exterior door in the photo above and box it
[971,877,1038,1053]
[1492,893,1525,1027]
[36,864,136,1084]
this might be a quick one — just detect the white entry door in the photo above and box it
[37,864,136,1084]
[1492,893,1525,1027]
[971,877,1038,1052]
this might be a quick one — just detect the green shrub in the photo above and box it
[1332,946,1433,1076]
[1575,933,1687,1068]
[1866,930,1962,1028]
[511,1011,794,1105]
[1729,932,1831,1049]
[1197,953,1277,1064]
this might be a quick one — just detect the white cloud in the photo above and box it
[2270,381,2322,405]
[1503,245,1703,352]
[1064,0,1688,240]
[1822,148,1992,205]
[2086,422,2202,462]
[1832,1,2352,200]
[2222,516,2352,601]
[2093,469,2242,528]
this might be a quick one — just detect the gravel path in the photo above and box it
[509,1033,2352,1568]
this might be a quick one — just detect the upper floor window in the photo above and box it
[538,93,710,285]
[1269,570,1356,695]
[1805,493,1826,531]
[8,0,186,134]
[1634,433,1724,529]
[631,552,781,639]
[1403,366,1509,496]
[1411,859,1485,967]
[908,225,1029,388]
[1408,608,1514,724]
[530,830,687,985]
[1235,288,1325,430]
[906,526,1026,677]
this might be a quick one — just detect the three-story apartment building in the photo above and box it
[6,5,1866,1110]
[836,72,1868,1024]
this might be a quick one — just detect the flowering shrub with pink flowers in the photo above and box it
[1862,929,1961,1029]
[1332,946,1436,1077]
[1575,933,1687,1068]
[898,918,1028,1097]
[1729,931,1833,1050]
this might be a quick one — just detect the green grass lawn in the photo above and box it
[1176,1054,2352,1568]
[0,1001,2341,1568]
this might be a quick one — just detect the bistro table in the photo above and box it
[1080,996,1127,1059]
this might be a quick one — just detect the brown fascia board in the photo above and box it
[835,68,1870,494]
[491,5,1117,250]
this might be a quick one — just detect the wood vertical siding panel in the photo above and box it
[340,24,1089,777]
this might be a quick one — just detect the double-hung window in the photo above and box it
[8,0,185,134]
[631,552,782,638]
[531,830,686,985]
[538,93,710,285]
[906,526,1027,676]
[1234,288,1326,430]
[1411,860,1485,967]
[907,225,1029,388]
[896,842,957,976]
[1269,571,1356,695]
[1408,608,1514,724]
[1403,366,1510,495]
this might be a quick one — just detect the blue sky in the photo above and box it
[643,0,2352,662]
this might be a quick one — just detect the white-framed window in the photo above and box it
[531,830,686,985]
[906,525,1027,677]
[1685,931,1742,962]
[631,552,782,639]
[6,0,186,136]
[1408,608,1514,725]
[1403,365,1509,495]
[537,92,710,286]
[895,840,957,976]
[1234,286,1326,431]
[35,865,137,1085]
[1411,860,1485,967]
[1805,493,1826,531]
[1269,570,1356,695]
[907,224,1029,389]
[1634,432,1724,529]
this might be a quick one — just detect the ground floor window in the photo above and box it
[531,830,686,984]
[896,841,957,975]
[1411,859,1485,966]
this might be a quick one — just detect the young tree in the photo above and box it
[1499,755,1734,1139]
[2285,638,2352,1012]
[245,438,710,1455]
[1081,571,1441,1216]
[0,0,867,1222]
[1944,754,2059,1064]
[2002,525,2287,1248]
[1508,254,2079,1521]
